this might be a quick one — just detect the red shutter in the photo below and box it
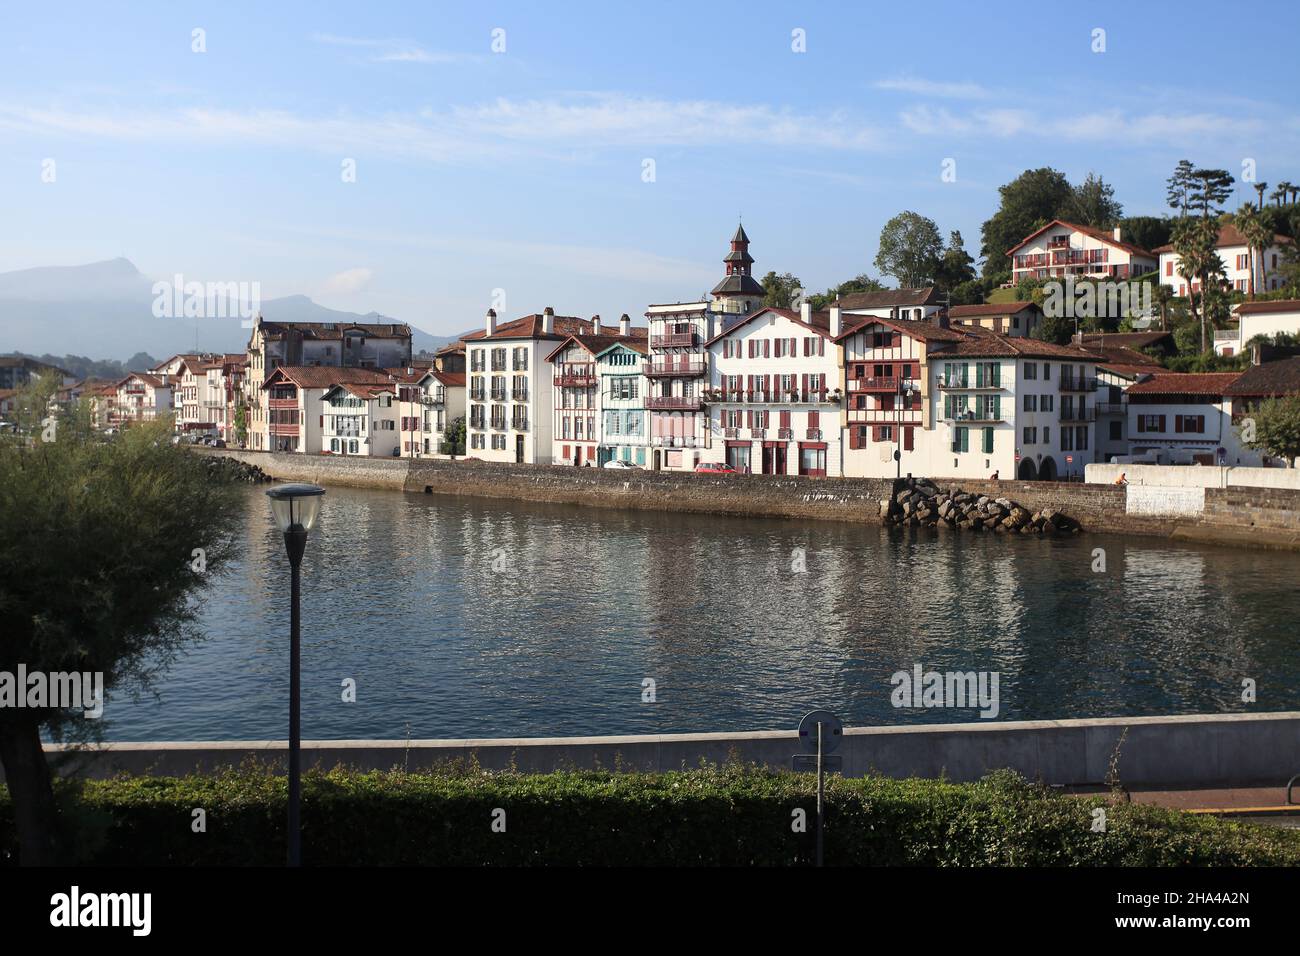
[764,339,770,358]
[747,410,753,428]
[904,426,914,451]
[780,410,791,428]
[809,410,819,428]
[764,374,771,395]
[819,338,825,356]
[1175,416,1183,433]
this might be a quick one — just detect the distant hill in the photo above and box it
[0,258,457,361]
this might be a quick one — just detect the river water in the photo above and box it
[99,485,1300,740]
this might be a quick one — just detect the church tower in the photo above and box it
[710,224,765,314]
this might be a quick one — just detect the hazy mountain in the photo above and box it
[0,259,457,361]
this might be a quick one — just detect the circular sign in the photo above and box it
[798,710,844,754]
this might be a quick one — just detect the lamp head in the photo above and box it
[266,483,325,534]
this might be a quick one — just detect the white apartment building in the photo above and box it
[112,372,173,426]
[392,368,466,457]
[1156,224,1292,300]
[1215,299,1300,357]
[704,303,843,475]
[1008,220,1156,284]
[598,337,650,467]
[260,366,395,454]
[947,301,1045,338]
[463,308,590,464]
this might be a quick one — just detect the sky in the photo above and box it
[2,0,1298,336]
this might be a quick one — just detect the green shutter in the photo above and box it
[991,396,1000,420]
[991,363,1001,386]
[976,364,984,388]
[983,426,994,454]
[943,394,952,419]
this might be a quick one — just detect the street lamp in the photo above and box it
[265,482,325,867]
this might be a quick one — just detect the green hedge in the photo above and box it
[2,765,1298,866]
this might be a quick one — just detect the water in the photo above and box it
[98,485,1300,740]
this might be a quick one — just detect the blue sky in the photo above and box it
[2,0,1298,336]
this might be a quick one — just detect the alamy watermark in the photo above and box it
[151,274,261,321]
[0,665,104,718]
[890,664,1000,718]
[1042,276,1151,321]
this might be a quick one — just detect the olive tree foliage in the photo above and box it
[0,374,243,863]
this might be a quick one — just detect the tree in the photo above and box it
[1189,168,1235,220]
[980,167,1074,275]
[233,402,248,447]
[1152,283,1174,331]
[1171,216,1224,350]
[1275,181,1297,207]
[0,377,241,863]
[759,271,804,309]
[444,415,466,455]
[1030,311,1074,346]
[1232,203,1273,299]
[807,274,886,310]
[875,211,943,288]
[1254,181,1269,210]
[1241,394,1300,464]
[1166,160,1197,216]
[1066,172,1123,228]
[1120,216,1173,254]
[934,230,976,291]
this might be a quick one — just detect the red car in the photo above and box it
[695,462,740,475]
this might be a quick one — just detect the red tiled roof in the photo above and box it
[1007,219,1155,259]
[833,315,966,344]
[947,301,1040,318]
[1124,372,1242,396]
[1233,299,1300,316]
[544,331,651,362]
[1153,224,1292,254]
[835,288,944,310]
[262,366,395,390]
[934,329,1102,360]
[1223,357,1300,397]
[459,314,591,342]
[705,306,837,347]
[431,371,465,387]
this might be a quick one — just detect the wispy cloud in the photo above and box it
[322,267,374,295]
[873,76,992,100]
[0,94,885,161]
[899,104,1276,145]
[310,32,478,65]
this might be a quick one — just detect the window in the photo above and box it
[1024,363,1037,380]
[1109,421,1122,441]
[1043,363,1051,381]
[1023,426,1037,444]
[951,426,969,453]
[1023,394,1037,412]
[1041,394,1054,412]
[982,427,994,454]
[1137,414,1166,433]
[1174,415,1205,434]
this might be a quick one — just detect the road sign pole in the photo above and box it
[816,721,824,868]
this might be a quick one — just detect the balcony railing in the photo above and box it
[805,428,823,440]
[723,426,739,439]
[937,377,1000,390]
[490,389,507,401]
[1095,402,1127,414]
[646,395,704,411]
[1058,377,1098,392]
[850,376,899,392]
[554,367,595,387]
[709,389,834,404]
[650,332,697,349]
[942,410,1003,424]
[1059,407,1097,423]
[751,428,766,440]
[511,388,529,402]
[470,390,486,401]
[269,397,298,409]
[269,423,300,436]
[777,427,794,440]
[643,360,706,377]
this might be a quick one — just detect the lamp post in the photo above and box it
[265,483,325,867]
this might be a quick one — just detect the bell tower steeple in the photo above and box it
[710,223,765,314]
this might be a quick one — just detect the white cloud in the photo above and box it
[873,76,992,100]
[310,32,479,65]
[899,104,1273,145]
[323,267,374,295]
[0,94,885,161]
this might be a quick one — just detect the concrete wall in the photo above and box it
[30,712,1300,789]
[1087,462,1300,490]
[205,448,1300,548]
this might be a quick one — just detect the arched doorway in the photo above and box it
[1017,458,1037,480]
[1039,457,1058,482]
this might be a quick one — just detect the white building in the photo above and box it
[260,366,394,454]
[112,372,174,426]
[463,308,590,464]
[836,287,946,322]
[392,367,466,457]
[321,381,400,457]
[1124,372,1260,466]
[1008,220,1156,284]
[598,335,651,467]
[1215,299,1300,357]
[947,301,1045,338]
[704,303,843,475]
[1156,224,1292,299]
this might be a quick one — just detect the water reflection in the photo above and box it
[100,486,1300,740]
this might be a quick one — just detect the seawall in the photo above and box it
[199,448,1300,549]
[29,712,1300,789]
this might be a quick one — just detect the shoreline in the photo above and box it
[198,447,1300,551]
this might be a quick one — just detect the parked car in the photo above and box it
[602,459,640,470]
[211,437,226,448]
[695,462,740,475]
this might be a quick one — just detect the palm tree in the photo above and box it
[1152,283,1174,331]
[1233,203,1272,299]
[1289,183,1300,206]
[1271,183,1291,207]
[1254,181,1269,210]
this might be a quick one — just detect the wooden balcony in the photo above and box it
[805,428,823,440]
[850,376,899,392]
[269,422,300,436]
[937,378,1000,390]
[554,366,595,387]
[643,360,705,377]
[650,332,698,349]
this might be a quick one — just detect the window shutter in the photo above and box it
[983,427,994,454]
[992,363,1000,386]
[1175,416,1183,433]
[809,410,819,427]
[904,426,914,451]
[943,394,952,419]
[747,410,753,428]
[763,340,770,358]
[992,396,1000,420]
[780,410,791,428]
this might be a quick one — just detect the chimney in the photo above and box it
[829,304,842,338]
[485,308,497,337]
[1071,332,1083,347]
[591,315,601,335]
[932,311,950,330]
[1113,225,1122,242]
[542,307,554,335]
[800,301,812,325]
[619,313,631,336]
